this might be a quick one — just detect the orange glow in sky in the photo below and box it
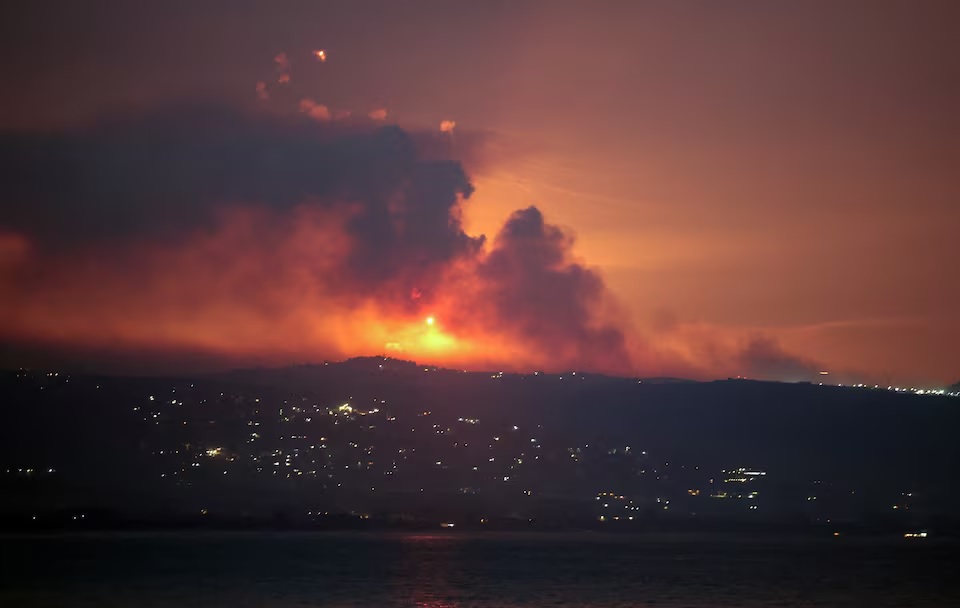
[0,3,958,386]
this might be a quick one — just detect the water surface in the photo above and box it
[1,532,957,607]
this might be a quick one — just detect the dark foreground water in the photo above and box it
[1,532,958,607]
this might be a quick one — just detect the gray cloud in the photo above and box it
[0,104,482,292]
[737,336,819,381]
[478,207,630,371]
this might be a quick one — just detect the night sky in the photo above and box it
[0,1,957,385]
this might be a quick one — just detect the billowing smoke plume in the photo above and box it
[0,105,484,293]
[735,336,820,381]
[475,207,629,372]
[0,103,631,373]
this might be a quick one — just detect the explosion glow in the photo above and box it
[0,102,838,380]
[0,104,645,376]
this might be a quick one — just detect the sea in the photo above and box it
[1,532,958,607]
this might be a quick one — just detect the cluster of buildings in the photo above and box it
[1,364,955,530]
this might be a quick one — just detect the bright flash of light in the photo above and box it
[439,120,456,133]
[314,49,327,62]
[379,315,461,357]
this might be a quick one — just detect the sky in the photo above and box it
[0,0,957,385]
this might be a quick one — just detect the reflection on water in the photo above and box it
[0,532,958,607]
[398,535,461,608]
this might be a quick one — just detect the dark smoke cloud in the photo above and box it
[736,336,819,381]
[477,207,630,371]
[0,104,482,293]
[0,103,630,373]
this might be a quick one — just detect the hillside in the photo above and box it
[2,359,958,531]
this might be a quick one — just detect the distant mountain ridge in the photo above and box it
[214,355,697,384]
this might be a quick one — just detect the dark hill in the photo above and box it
[2,361,958,531]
